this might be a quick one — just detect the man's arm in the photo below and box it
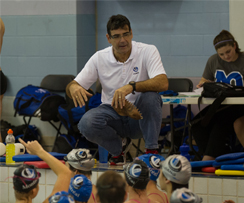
[112,74,168,108]
[134,74,168,93]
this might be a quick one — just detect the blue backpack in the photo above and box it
[14,85,66,121]
[58,93,102,133]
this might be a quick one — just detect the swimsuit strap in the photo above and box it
[148,193,168,203]
[129,199,151,203]
[130,199,141,203]
[92,193,96,203]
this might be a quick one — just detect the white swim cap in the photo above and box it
[161,155,191,184]
[171,188,202,203]
[64,148,95,171]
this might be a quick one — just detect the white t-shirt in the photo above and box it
[75,41,166,104]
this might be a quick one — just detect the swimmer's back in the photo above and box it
[148,191,168,203]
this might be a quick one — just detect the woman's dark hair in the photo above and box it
[107,14,131,37]
[68,164,92,176]
[96,171,126,203]
[171,182,189,192]
[214,30,241,53]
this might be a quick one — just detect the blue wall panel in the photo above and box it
[97,0,229,78]
[1,13,95,96]
[1,0,229,96]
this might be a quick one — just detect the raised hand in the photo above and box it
[18,138,44,156]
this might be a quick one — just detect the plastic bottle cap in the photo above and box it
[7,129,13,134]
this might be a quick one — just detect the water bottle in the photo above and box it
[179,143,190,161]
[5,129,15,164]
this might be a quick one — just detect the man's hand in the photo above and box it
[111,84,133,109]
[69,82,93,107]
[112,99,143,120]
[18,138,44,156]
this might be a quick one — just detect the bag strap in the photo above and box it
[200,94,226,127]
[14,95,36,116]
[14,96,23,117]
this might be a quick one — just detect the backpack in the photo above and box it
[198,82,244,126]
[14,85,66,121]
[1,123,41,144]
[58,93,102,134]
[52,93,102,154]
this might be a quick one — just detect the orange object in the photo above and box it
[7,129,13,134]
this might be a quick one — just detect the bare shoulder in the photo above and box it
[148,191,168,203]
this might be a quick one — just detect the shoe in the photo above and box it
[145,149,159,154]
[109,152,125,166]
[109,138,132,166]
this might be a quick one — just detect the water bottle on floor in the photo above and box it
[5,129,15,164]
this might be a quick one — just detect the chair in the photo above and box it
[160,78,193,156]
[21,75,75,141]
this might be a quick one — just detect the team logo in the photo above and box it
[133,67,138,72]
[149,155,161,169]
[35,88,46,94]
[50,192,75,203]
[181,192,192,200]
[77,150,87,159]
[129,164,142,178]
[168,157,182,172]
[72,176,84,189]
[21,168,36,179]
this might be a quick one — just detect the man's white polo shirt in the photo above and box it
[75,41,166,104]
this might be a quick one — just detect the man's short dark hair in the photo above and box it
[96,171,126,203]
[107,14,131,36]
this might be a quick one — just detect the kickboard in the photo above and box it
[0,156,5,162]
[13,152,67,162]
[24,160,65,169]
[201,167,216,173]
[215,169,244,176]
[221,165,244,171]
[213,158,244,167]
[190,160,214,168]
[215,152,244,162]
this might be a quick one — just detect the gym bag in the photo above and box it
[198,82,244,126]
[58,93,102,133]
[14,85,65,121]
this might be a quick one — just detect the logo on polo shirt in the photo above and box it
[133,67,139,75]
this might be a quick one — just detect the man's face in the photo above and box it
[106,25,133,57]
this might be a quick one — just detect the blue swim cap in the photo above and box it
[49,191,75,203]
[69,174,92,202]
[137,153,165,181]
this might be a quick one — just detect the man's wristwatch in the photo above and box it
[129,81,136,94]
